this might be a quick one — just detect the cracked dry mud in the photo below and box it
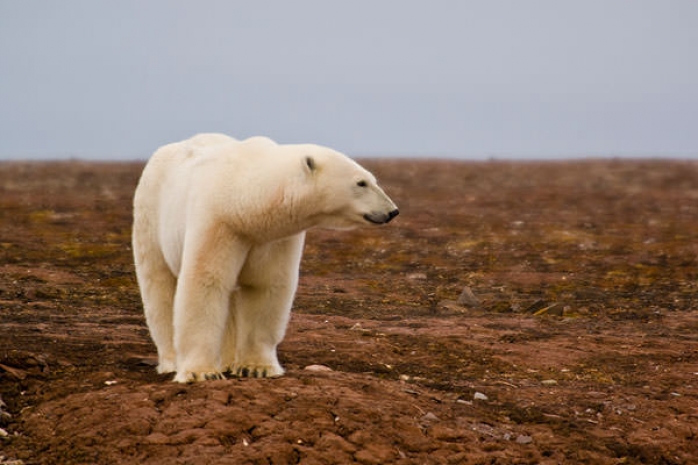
[1,159,697,464]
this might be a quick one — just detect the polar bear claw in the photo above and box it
[232,364,283,379]
[175,370,226,384]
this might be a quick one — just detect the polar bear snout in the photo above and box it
[364,208,399,225]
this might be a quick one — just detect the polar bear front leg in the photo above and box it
[230,235,304,378]
[172,227,250,383]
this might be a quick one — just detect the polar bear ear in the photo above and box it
[304,156,316,173]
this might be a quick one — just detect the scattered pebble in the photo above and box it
[421,412,439,422]
[516,435,533,444]
[0,428,8,438]
[407,272,427,280]
[104,380,118,386]
[303,364,333,373]
[457,286,481,308]
[349,323,372,332]
[473,392,488,401]
[541,379,558,386]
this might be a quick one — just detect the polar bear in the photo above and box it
[132,134,399,383]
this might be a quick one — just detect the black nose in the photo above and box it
[387,209,399,222]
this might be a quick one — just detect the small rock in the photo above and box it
[516,435,533,444]
[457,286,481,308]
[0,428,8,438]
[473,392,488,401]
[421,412,439,422]
[349,323,370,332]
[407,272,427,280]
[304,364,333,373]
[541,379,558,386]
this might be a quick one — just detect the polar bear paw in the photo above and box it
[229,363,284,379]
[156,358,177,374]
[174,370,226,384]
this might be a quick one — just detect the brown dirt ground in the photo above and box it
[0,159,697,465]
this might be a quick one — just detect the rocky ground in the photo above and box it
[0,159,696,464]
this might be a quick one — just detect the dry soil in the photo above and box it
[0,159,697,464]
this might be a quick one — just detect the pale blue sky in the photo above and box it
[1,1,697,160]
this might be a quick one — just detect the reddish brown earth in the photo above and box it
[0,159,697,465]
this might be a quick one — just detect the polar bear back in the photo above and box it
[134,135,308,276]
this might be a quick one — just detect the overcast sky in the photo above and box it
[1,1,697,160]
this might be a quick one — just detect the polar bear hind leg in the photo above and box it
[141,259,178,374]
[225,234,305,378]
[133,214,178,374]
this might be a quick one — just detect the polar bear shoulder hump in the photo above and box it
[186,133,238,148]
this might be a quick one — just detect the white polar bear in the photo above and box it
[132,134,398,383]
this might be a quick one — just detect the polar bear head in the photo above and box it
[291,144,399,231]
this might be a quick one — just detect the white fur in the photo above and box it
[132,133,398,382]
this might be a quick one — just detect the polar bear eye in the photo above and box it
[356,180,368,187]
